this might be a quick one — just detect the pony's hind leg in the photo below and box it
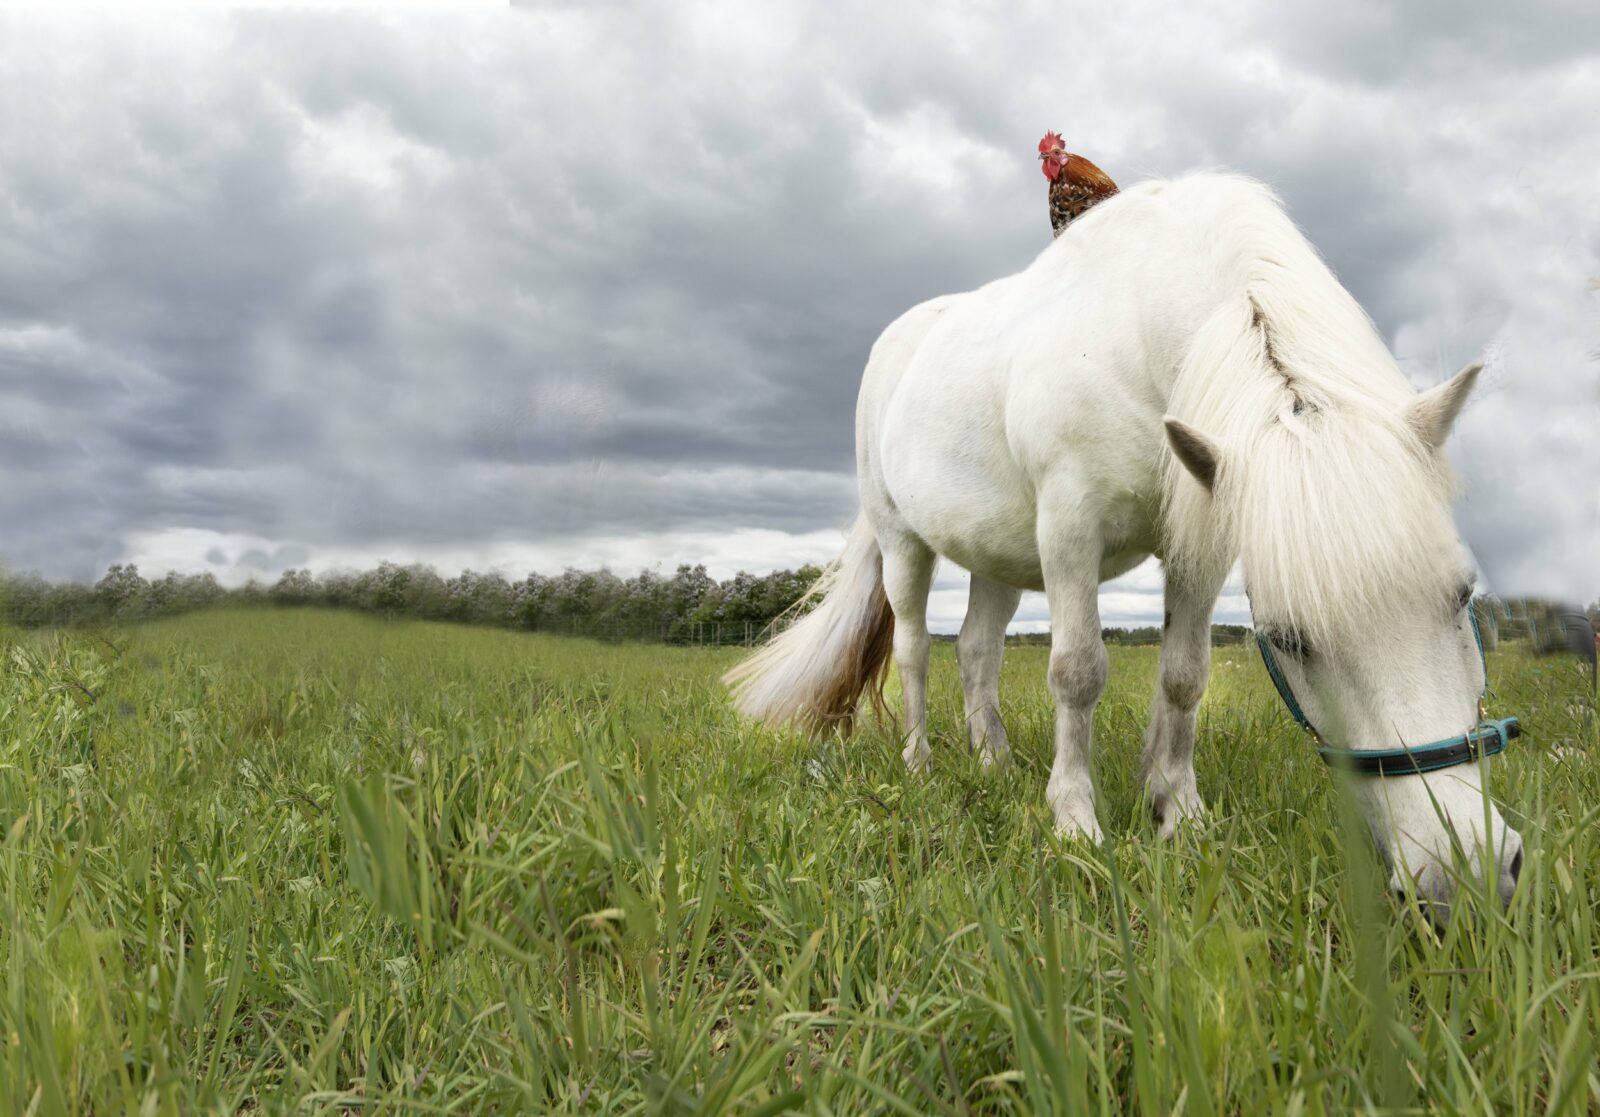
[1142,572,1220,837]
[957,574,1022,767]
[1038,511,1107,841]
[879,534,938,773]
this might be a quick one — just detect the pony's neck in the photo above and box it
[1159,183,1444,613]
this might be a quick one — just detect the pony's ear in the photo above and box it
[1407,361,1482,450]
[1164,417,1220,492]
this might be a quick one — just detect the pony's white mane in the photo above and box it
[1158,175,1461,640]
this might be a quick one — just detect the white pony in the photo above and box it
[727,173,1522,909]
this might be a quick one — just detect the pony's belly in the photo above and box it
[1099,545,1152,584]
[876,421,1159,593]
[929,520,1047,591]
[899,498,1152,594]
[879,444,1046,589]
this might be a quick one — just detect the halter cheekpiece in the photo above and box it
[1255,608,1520,777]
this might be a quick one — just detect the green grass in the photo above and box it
[1,608,1596,1114]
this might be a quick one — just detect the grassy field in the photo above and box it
[1,609,1596,1114]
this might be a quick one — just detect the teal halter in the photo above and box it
[1256,608,1520,777]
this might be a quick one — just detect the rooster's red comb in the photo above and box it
[1037,131,1064,154]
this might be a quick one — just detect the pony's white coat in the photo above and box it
[728,173,1522,911]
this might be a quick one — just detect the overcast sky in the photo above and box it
[2,2,1596,632]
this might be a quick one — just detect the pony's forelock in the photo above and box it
[1231,412,1460,641]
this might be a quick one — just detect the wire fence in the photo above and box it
[514,617,788,647]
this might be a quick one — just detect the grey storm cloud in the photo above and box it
[1,3,1595,625]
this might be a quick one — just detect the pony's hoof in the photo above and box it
[901,739,932,775]
[1054,817,1105,844]
[1050,798,1104,843]
[1151,791,1205,839]
[977,745,1011,771]
[968,715,1011,770]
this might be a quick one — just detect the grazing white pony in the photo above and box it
[727,173,1522,909]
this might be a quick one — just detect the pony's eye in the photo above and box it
[1268,627,1312,661]
[1456,584,1475,613]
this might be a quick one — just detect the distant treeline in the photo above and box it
[1478,597,1599,658]
[0,562,824,645]
[2,563,1594,649]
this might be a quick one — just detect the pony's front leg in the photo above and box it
[1040,534,1107,841]
[957,575,1022,767]
[880,536,937,773]
[1142,574,1220,837]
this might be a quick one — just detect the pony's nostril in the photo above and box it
[1510,847,1524,884]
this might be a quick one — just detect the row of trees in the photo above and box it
[0,561,826,645]
[3,563,1594,650]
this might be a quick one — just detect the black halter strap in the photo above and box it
[1255,608,1520,777]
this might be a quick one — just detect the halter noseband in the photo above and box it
[1255,608,1520,777]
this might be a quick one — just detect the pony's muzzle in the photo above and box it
[1382,823,1524,924]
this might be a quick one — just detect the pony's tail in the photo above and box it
[722,515,895,737]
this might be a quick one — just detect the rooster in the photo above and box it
[1038,131,1118,238]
